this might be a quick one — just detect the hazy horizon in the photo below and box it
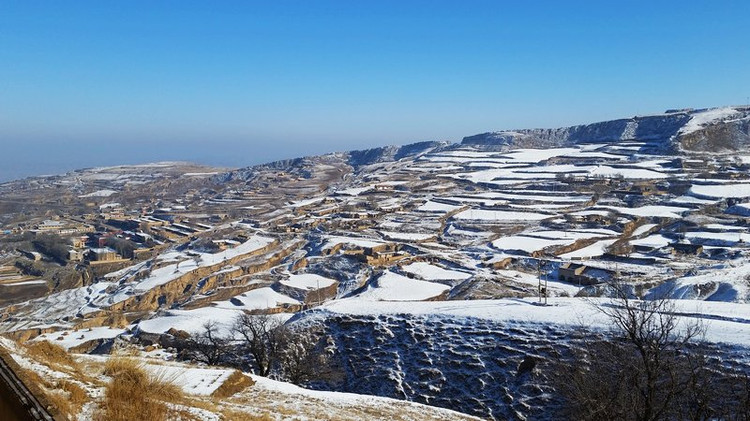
[2,1,748,181]
[1,102,745,183]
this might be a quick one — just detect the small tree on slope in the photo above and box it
[554,283,749,421]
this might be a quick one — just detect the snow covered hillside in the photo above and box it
[462,106,750,153]
[2,105,750,419]
[291,298,750,420]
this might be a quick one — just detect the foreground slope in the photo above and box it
[0,336,479,421]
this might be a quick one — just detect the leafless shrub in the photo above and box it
[232,313,339,385]
[277,326,339,385]
[185,320,230,366]
[553,282,750,420]
[233,313,287,376]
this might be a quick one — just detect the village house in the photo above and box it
[671,243,704,256]
[312,205,340,217]
[567,211,611,224]
[612,181,661,197]
[30,219,93,236]
[338,211,370,219]
[72,235,89,248]
[35,219,65,232]
[88,247,120,262]
[68,248,84,262]
[558,262,597,285]
[374,184,395,192]
[680,158,707,170]
[357,247,407,265]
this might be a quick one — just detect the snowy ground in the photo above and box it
[355,271,450,301]
[316,297,750,347]
[0,336,480,421]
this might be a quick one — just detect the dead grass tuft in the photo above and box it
[102,355,139,376]
[16,366,47,388]
[25,340,78,370]
[58,380,88,413]
[13,366,91,420]
[166,407,202,421]
[211,370,254,399]
[45,389,74,419]
[220,409,274,421]
[97,357,185,421]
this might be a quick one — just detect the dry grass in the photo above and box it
[220,409,274,421]
[14,366,60,414]
[44,380,89,419]
[101,356,135,376]
[227,385,481,421]
[166,407,202,421]
[97,358,185,421]
[16,366,47,388]
[211,370,255,399]
[59,380,88,413]
[45,389,75,419]
[14,365,91,420]
[8,340,477,421]
[24,340,79,370]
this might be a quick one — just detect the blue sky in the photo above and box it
[1,1,749,180]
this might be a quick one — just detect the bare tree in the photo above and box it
[232,313,288,376]
[188,320,229,366]
[603,287,703,420]
[555,283,708,421]
[232,313,339,385]
[553,280,750,420]
[277,327,337,385]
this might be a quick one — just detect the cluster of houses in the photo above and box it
[4,198,236,268]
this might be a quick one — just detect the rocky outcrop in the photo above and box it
[461,107,750,153]
[348,141,449,167]
[69,337,116,354]
[462,113,692,151]
[3,326,60,342]
[74,312,130,330]
[274,280,339,305]
[679,117,750,152]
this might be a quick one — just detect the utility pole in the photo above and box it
[544,266,549,305]
[537,258,547,305]
[615,261,620,282]
[537,259,542,303]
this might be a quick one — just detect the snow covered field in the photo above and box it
[356,271,451,301]
[401,262,471,281]
[453,209,552,222]
[317,297,750,347]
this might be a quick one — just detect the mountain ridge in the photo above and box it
[210,105,750,184]
[461,105,750,153]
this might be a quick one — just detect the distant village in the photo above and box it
[1,149,750,305]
